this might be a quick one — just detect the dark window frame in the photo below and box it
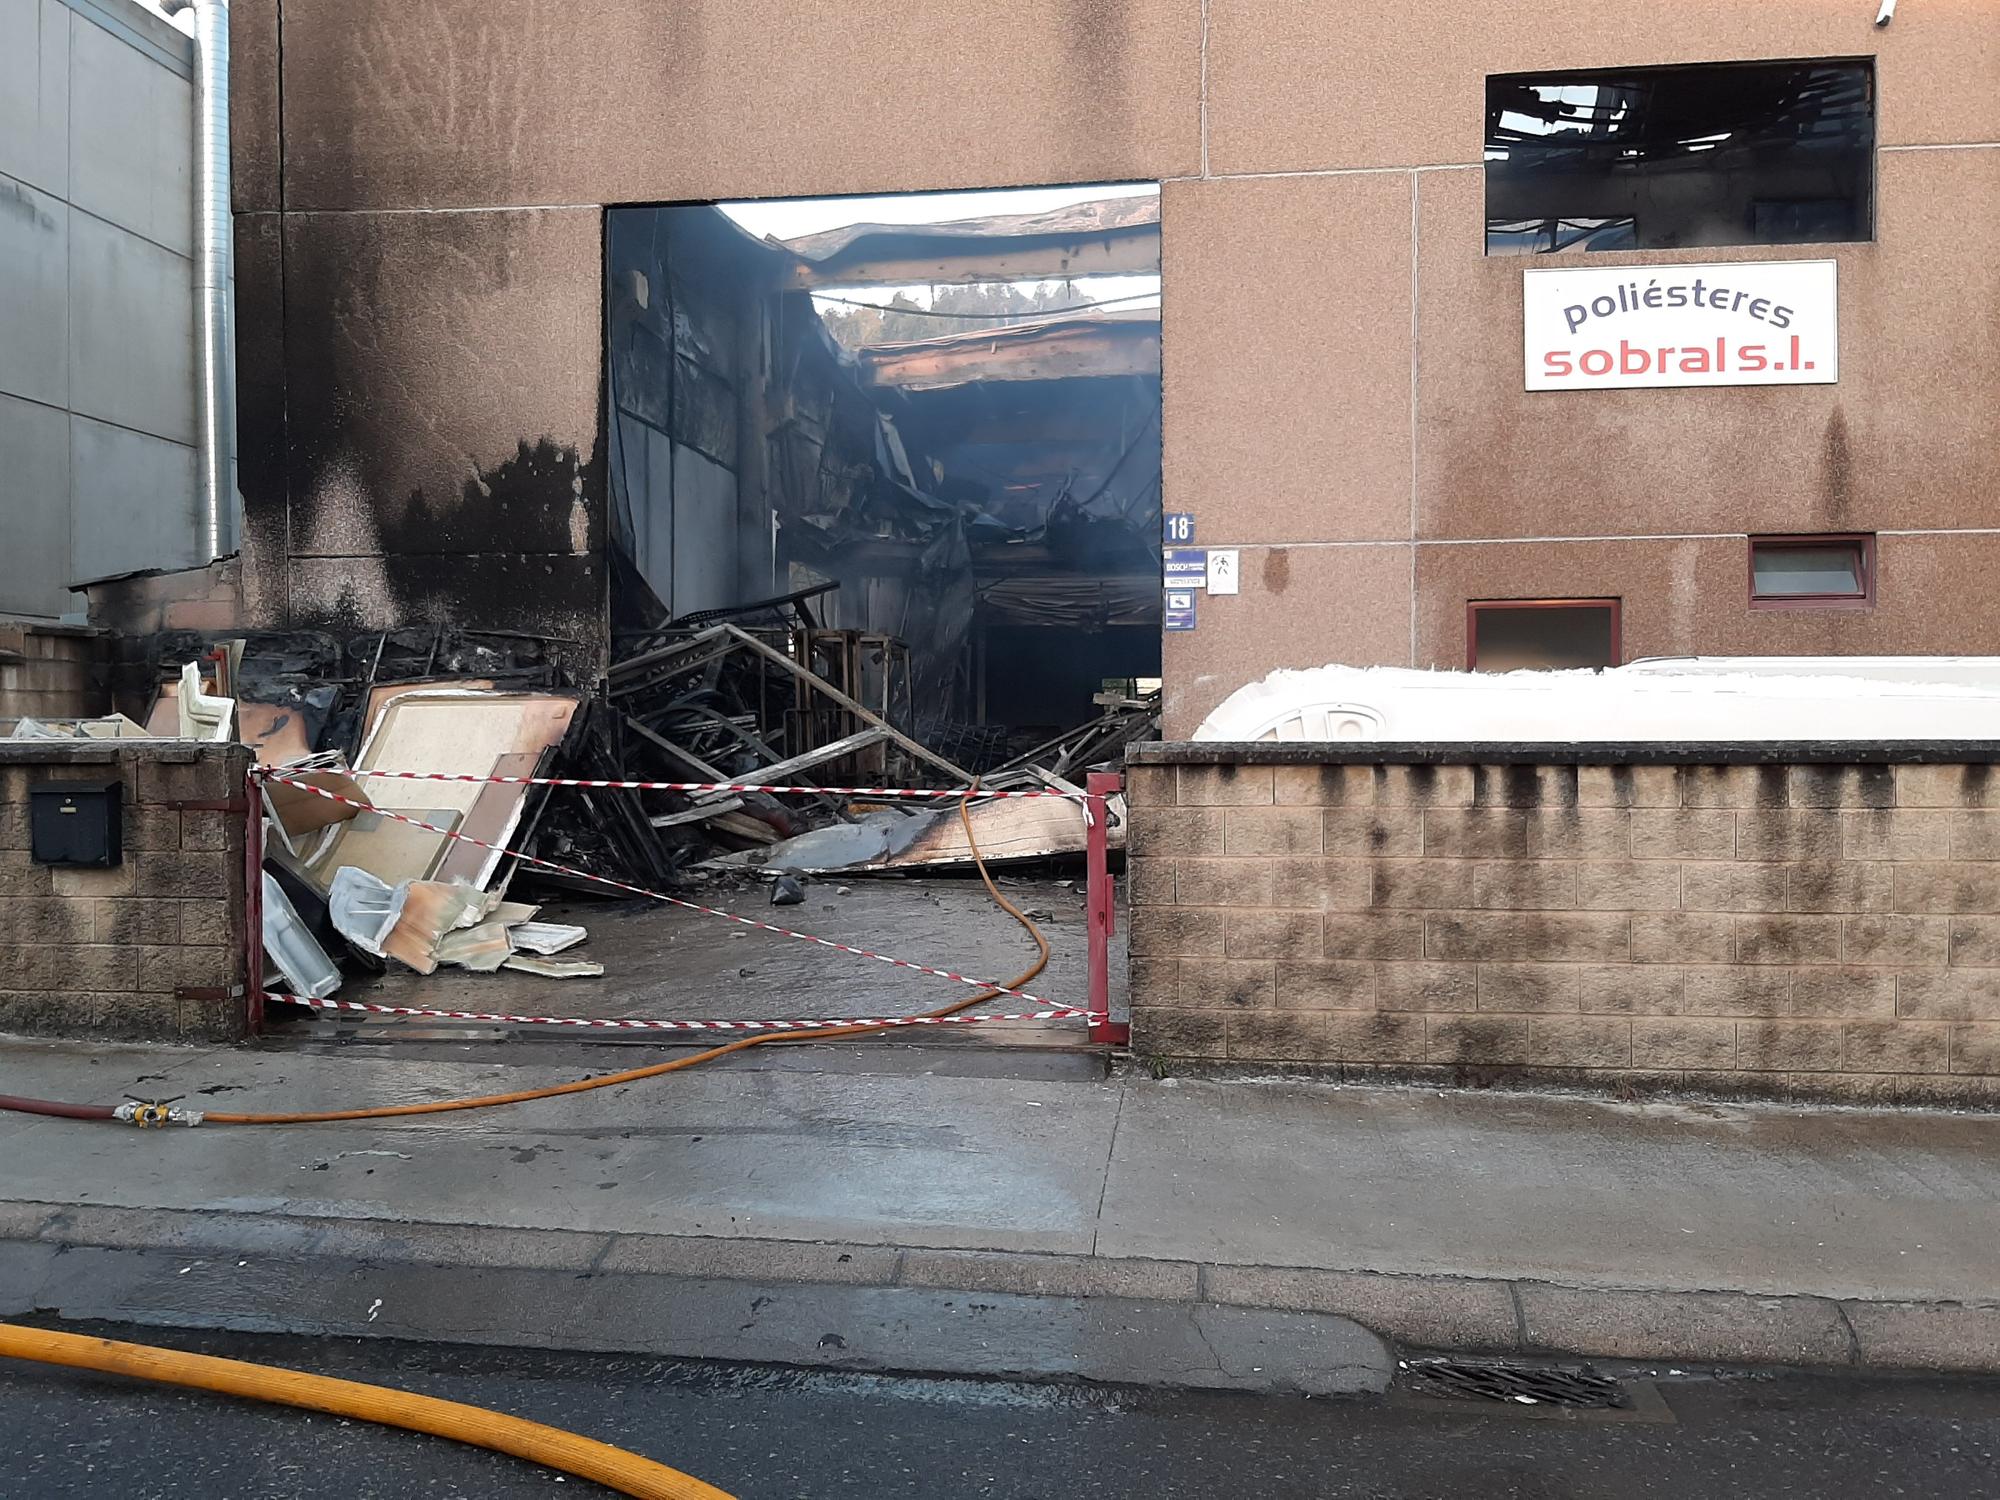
[1483,57,1878,258]
[1748,533,1876,610]
[1466,598,1623,671]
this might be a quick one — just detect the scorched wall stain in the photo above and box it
[272,203,607,665]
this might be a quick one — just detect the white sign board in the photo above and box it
[1523,259,1837,392]
[1206,549,1240,596]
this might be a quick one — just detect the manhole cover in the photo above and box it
[1401,1358,1628,1410]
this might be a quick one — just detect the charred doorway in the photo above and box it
[604,185,1162,772]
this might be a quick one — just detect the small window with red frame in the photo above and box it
[1749,535,1874,609]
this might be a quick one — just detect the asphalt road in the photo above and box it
[2,1324,1997,1499]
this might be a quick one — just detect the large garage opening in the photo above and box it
[605,184,1162,774]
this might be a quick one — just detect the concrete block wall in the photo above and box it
[1126,746,2000,1105]
[0,622,110,719]
[0,741,251,1042]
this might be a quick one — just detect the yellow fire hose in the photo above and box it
[0,1322,734,1498]
[0,793,1058,1495]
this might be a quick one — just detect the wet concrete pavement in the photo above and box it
[1093,1081,2000,1301]
[4,1031,1999,1374]
[316,874,1108,1038]
[4,1041,1995,1306]
[4,858,1998,1378]
[0,1046,1124,1251]
[4,1323,1998,1499]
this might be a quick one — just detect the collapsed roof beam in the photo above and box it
[857,320,1162,391]
[775,195,1161,289]
[777,228,1160,289]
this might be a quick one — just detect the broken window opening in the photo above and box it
[1485,60,1875,255]
[1468,600,1622,672]
[605,184,1162,780]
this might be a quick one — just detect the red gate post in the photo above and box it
[1084,770,1128,1046]
[243,771,265,1035]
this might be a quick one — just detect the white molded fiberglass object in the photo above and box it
[176,659,235,741]
[1192,660,2000,744]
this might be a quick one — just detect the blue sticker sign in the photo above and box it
[1163,548,1207,589]
[1163,512,1196,544]
[1165,589,1198,631]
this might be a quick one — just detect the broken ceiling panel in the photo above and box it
[856,313,1162,392]
[306,691,578,892]
[775,195,1161,288]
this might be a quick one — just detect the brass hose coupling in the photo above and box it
[114,1098,205,1128]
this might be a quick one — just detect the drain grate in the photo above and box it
[1401,1358,1628,1409]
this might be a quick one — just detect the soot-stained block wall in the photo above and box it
[236,204,605,660]
[1126,744,2000,1106]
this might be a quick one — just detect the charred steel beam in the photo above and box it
[777,228,1160,290]
[858,321,1162,392]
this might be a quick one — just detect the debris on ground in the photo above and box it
[8,713,153,739]
[500,954,606,979]
[704,788,1127,875]
[985,685,1164,784]
[324,867,585,979]
[84,623,1153,1013]
[259,871,341,999]
[506,922,589,956]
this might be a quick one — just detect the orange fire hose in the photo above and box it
[0,795,1055,1495]
[0,1322,736,1498]
[202,790,1049,1125]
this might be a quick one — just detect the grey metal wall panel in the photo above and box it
[67,206,193,445]
[68,4,192,255]
[670,443,737,618]
[0,173,68,408]
[60,0,191,79]
[0,0,70,199]
[642,423,673,610]
[69,410,198,583]
[0,0,200,621]
[0,392,75,617]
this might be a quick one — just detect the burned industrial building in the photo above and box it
[9,0,2000,1103]
[605,190,1162,755]
[0,189,1171,1047]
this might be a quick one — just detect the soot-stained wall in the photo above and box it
[229,0,1998,709]
[236,202,605,662]
[226,0,1194,677]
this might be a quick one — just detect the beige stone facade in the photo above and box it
[1126,748,2000,1102]
[225,3,2000,726]
[0,743,250,1042]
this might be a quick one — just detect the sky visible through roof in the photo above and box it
[720,183,1162,317]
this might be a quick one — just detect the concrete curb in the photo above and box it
[2,1200,1995,1377]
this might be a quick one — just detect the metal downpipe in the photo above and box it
[162,0,235,560]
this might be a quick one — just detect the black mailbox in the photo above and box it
[29,780,123,867]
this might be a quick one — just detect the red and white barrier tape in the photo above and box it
[255,767,1071,800]
[269,993,1095,1031]
[259,772,1068,1010]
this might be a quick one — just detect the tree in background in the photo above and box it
[819,281,1086,350]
